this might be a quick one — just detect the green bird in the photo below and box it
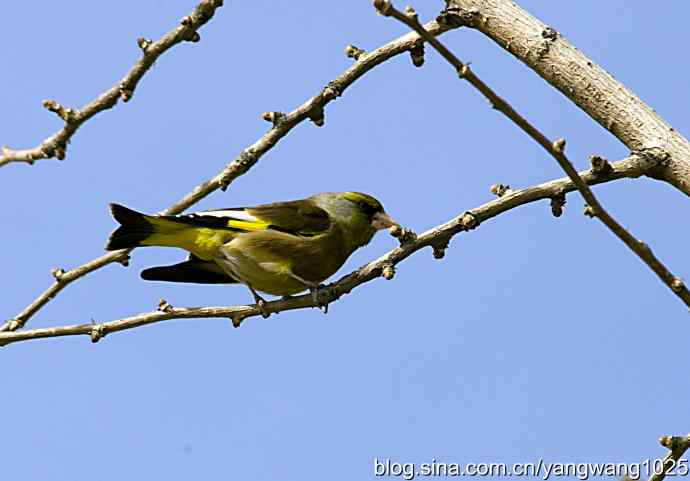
[105,192,397,313]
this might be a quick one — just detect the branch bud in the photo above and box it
[550,191,566,217]
[309,107,325,127]
[589,154,612,176]
[410,42,425,67]
[460,212,479,230]
[389,225,417,244]
[382,263,396,280]
[404,5,418,23]
[262,111,286,126]
[137,37,152,52]
[51,267,66,281]
[345,44,365,60]
[552,138,566,153]
[373,0,393,16]
[490,183,510,197]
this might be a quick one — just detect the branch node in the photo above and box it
[381,263,396,280]
[119,83,133,102]
[437,7,478,28]
[42,99,77,123]
[490,183,511,197]
[345,44,366,60]
[457,64,471,79]
[389,225,417,245]
[51,267,66,282]
[431,238,450,259]
[637,240,651,254]
[231,314,246,328]
[180,16,193,26]
[117,254,130,267]
[589,154,612,176]
[550,191,566,217]
[659,435,690,451]
[157,298,174,313]
[309,106,325,127]
[54,146,66,161]
[137,37,153,52]
[237,149,256,168]
[373,0,393,17]
[6,319,23,331]
[186,31,201,43]
[460,212,479,230]
[261,111,286,126]
[90,323,105,343]
[671,278,685,293]
[323,82,342,100]
[583,205,596,218]
[552,138,566,153]
[541,27,558,40]
[409,41,425,67]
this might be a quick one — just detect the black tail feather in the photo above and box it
[106,203,154,250]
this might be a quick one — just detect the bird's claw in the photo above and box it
[309,284,329,314]
[256,298,270,318]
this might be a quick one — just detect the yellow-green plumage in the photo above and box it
[105,192,397,299]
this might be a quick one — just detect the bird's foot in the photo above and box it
[249,288,270,319]
[309,284,329,314]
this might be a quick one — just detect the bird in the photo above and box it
[105,192,398,315]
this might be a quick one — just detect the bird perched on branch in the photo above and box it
[105,192,398,315]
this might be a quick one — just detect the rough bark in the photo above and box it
[444,0,690,196]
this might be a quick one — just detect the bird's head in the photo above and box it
[340,192,398,230]
[311,192,398,250]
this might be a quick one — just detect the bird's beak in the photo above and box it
[372,212,398,230]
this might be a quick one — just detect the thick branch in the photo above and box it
[0,155,659,347]
[375,1,690,309]
[0,20,457,333]
[0,0,224,168]
[445,0,690,196]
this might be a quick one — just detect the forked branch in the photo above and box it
[0,0,224,168]
[373,0,690,308]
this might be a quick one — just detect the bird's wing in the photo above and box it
[141,254,236,284]
[182,200,332,237]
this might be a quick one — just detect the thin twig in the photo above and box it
[0,0,224,168]
[0,19,457,333]
[0,154,657,347]
[649,434,690,481]
[373,0,690,309]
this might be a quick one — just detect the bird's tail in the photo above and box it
[105,203,191,250]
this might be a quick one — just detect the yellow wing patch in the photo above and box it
[227,219,270,231]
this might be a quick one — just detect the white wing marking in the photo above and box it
[190,209,258,222]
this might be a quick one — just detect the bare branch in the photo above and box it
[0,19,458,333]
[444,0,690,196]
[0,154,658,347]
[374,1,690,309]
[649,434,690,481]
[0,0,224,169]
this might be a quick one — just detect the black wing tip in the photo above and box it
[141,263,237,284]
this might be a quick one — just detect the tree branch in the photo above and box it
[649,434,690,481]
[0,0,224,168]
[444,0,690,196]
[373,1,690,309]
[0,154,658,347]
[0,19,457,333]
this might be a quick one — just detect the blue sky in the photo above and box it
[1,1,689,480]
